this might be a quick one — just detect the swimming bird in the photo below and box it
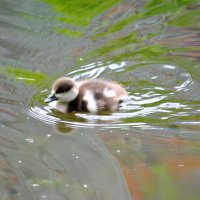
[44,77,127,114]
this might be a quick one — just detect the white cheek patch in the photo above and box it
[103,88,116,98]
[83,90,97,113]
[55,87,78,102]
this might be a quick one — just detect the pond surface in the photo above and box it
[0,0,200,199]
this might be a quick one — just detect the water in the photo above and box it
[0,0,200,199]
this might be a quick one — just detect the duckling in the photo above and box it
[44,77,127,114]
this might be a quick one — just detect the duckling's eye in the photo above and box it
[56,85,71,94]
[56,88,67,94]
[58,89,65,93]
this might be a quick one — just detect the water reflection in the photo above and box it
[0,0,200,199]
[28,61,199,132]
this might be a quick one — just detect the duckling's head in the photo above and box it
[45,77,79,103]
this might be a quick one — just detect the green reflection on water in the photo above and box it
[42,0,120,26]
[91,0,199,37]
[42,0,120,37]
[169,9,200,27]
[40,0,200,80]
[147,165,182,200]
[1,67,48,87]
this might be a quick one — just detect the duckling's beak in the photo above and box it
[44,93,58,103]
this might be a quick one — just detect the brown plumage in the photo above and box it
[45,77,127,114]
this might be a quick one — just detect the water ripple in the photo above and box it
[25,60,200,132]
[25,62,200,129]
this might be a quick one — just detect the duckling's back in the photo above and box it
[77,79,127,113]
